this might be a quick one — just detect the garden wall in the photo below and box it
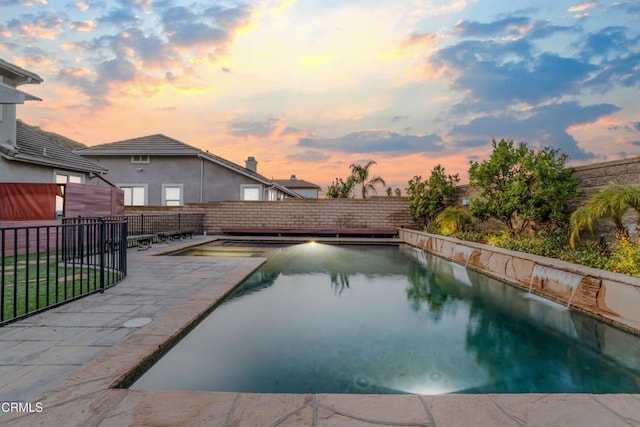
[399,228,640,335]
[125,197,417,233]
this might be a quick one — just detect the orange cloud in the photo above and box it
[568,2,597,12]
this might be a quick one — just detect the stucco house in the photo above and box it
[273,175,321,198]
[0,59,106,185]
[75,134,301,205]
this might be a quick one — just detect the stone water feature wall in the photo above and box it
[399,228,640,334]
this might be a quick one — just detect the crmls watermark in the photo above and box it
[1,401,43,413]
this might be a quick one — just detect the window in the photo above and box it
[120,185,146,206]
[131,155,150,163]
[241,185,261,201]
[55,172,83,215]
[162,185,183,206]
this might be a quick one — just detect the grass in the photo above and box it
[1,251,122,323]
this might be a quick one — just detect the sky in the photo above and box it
[1,0,639,194]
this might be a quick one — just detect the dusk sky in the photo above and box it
[2,0,639,193]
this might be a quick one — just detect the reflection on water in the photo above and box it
[132,243,640,394]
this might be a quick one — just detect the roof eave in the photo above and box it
[6,152,107,174]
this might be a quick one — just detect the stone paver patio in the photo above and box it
[1,236,640,426]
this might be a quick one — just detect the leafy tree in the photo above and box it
[349,161,386,199]
[326,177,355,198]
[569,183,640,246]
[386,186,393,196]
[468,139,579,233]
[406,164,460,227]
[394,188,402,197]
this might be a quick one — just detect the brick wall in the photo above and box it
[125,197,417,234]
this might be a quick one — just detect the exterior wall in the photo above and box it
[0,157,92,183]
[0,102,17,153]
[125,197,417,233]
[400,228,640,334]
[289,188,319,198]
[84,155,273,205]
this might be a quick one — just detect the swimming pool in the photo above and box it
[131,243,640,394]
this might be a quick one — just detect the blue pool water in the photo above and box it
[131,243,640,394]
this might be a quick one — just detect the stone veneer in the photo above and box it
[399,228,640,335]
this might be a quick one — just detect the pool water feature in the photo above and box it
[131,243,640,394]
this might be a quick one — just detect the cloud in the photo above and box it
[286,150,332,163]
[634,122,640,132]
[568,2,597,13]
[579,26,640,60]
[402,32,439,48]
[0,0,47,5]
[96,8,138,26]
[299,130,442,155]
[2,11,64,40]
[227,117,306,139]
[69,20,96,31]
[448,102,620,160]
[161,4,251,47]
[431,34,597,112]
[453,16,573,40]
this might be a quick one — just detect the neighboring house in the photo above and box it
[75,134,301,206]
[273,175,321,198]
[0,59,107,185]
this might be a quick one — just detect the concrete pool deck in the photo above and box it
[1,236,639,426]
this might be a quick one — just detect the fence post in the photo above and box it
[100,218,106,293]
[141,214,145,235]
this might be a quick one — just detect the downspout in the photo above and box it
[200,158,204,203]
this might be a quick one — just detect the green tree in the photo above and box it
[326,177,355,198]
[569,183,640,246]
[406,164,460,227]
[349,161,386,199]
[394,188,402,197]
[468,139,579,233]
[386,186,393,196]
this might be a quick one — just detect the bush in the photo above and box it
[451,230,490,243]
[606,241,640,276]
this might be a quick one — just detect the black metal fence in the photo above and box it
[1,218,127,326]
[125,213,205,235]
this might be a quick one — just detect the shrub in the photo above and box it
[606,241,640,276]
[435,207,472,235]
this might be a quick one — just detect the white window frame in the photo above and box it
[240,184,262,201]
[54,171,84,216]
[162,184,183,206]
[131,155,150,164]
[119,184,148,206]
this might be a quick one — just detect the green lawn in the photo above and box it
[1,252,122,323]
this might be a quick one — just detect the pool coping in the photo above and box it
[3,236,640,426]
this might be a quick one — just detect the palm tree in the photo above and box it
[570,183,640,247]
[349,161,386,199]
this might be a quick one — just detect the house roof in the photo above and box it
[75,134,301,198]
[0,58,43,85]
[273,177,321,190]
[0,121,107,174]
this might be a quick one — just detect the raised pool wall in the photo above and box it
[399,228,640,335]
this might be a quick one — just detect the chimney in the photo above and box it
[245,156,258,172]
[290,174,297,180]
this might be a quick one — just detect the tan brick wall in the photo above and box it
[125,197,418,234]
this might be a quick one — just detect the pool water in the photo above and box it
[131,243,640,394]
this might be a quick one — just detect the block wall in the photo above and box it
[125,197,417,233]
